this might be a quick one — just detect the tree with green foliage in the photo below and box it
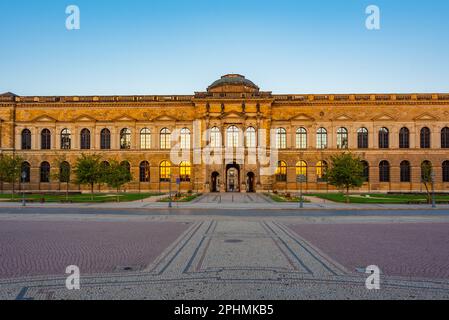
[73,154,102,200]
[326,153,365,203]
[103,160,133,202]
[0,154,24,199]
[421,161,433,204]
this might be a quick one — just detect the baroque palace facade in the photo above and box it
[1,74,449,194]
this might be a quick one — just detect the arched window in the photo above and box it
[400,161,411,182]
[210,127,221,148]
[296,161,307,181]
[316,161,328,182]
[296,128,307,149]
[180,128,191,149]
[379,160,390,182]
[357,128,369,149]
[316,128,327,149]
[227,126,240,148]
[399,127,410,149]
[40,161,50,183]
[420,127,431,149]
[180,161,192,182]
[100,129,111,150]
[160,128,171,150]
[59,161,70,183]
[102,161,110,170]
[421,161,433,183]
[120,161,131,174]
[441,127,449,149]
[61,129,71,150]
[443,161,449,182]
[80,129,91,150]
[275,161,287,182]
[120,128,131,150]
[361,161,369,182]
[246,127,256,148]
[41,129,51,150]
[21,162,31,183]
[379,128,389,149]
[337,127,349,149]
[275,128,287,149]
[140,128,151,149]
[139,161,150,182]
[159,161,171,182]
[21,129,32,150]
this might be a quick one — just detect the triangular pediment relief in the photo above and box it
[114,114,137,122]
[290,113,315,122]
[372,114,396,121]
[32,115,57,123]
[152,115,177,122]
[414,113,438,121]
[332,114,353,121]
[221,111,245,119]
[74,114,97,122]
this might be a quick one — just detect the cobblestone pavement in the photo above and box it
[289,223,449,280]
[0,211,448,300]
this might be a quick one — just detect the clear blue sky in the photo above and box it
[1,0,448,95]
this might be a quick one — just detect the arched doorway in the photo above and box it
[211,172,220,192]
[226,163,240,192]
[247,172,256,193]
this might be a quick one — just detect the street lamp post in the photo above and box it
[431,172,436,209]
[21,171,26,207]
[168,174,172,208]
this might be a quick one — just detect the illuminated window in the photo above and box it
[180,128,191,149]
[140,128,151,149]
[180,161,192,182]
[275,161,287,182]
[246,127,256,148]
[160,128,171,150]
[61,129,71,150]
[159,161,171,182]
[296,128,307,149]
[296,161,307,181]
[337,127,348,149]
[316,128,327,149]
[227,126,240,147]
[120,128,131,149]
[276,128,287,149]
[316,161,328,182]
[210,127,221,148]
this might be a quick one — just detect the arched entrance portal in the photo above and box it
[247,172,256,193]
[226,163,240,192]
[211,172,220,192]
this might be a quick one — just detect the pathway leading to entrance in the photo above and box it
[195,193,272,204]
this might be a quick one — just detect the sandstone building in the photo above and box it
[1,74,449,193]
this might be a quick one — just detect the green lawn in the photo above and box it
[309,193,449,204]
[158,193,201,203]
[266,193,310,203]
[0,193,163,203]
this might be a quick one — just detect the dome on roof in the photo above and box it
[207,74,259,93]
